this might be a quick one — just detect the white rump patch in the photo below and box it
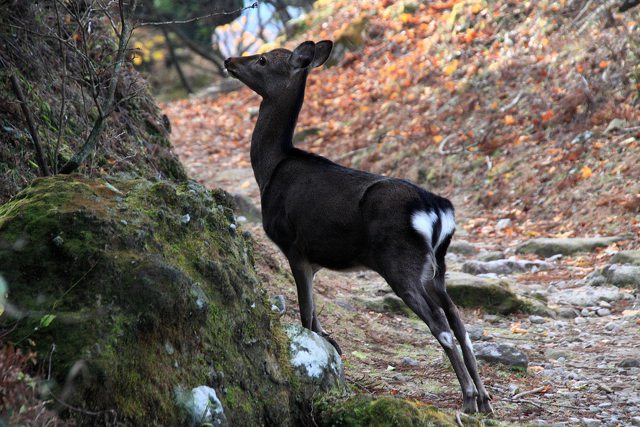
[411,211,438,244]
[438,332,454,349]
[434,209,456,251]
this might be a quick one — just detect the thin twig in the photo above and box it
[512,386,546,400]
[59,0,137,174]
[9,74,51,176]
[137,2,258,27]
[53,0,67,173]
[455,411,464,427]
[500,90,524,112]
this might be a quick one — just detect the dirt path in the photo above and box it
[165,103,639,426]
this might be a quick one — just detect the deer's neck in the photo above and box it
[250,83,306,192]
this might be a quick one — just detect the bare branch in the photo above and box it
[53,0,68,173]
[137,2,258,27]
[59,0,138,174]
[9,73,51,176]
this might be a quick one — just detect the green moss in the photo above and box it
[0,176,321,425]
[315,395,481,427]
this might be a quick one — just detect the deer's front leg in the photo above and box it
[288,255,314,330]
[288,256,342,355]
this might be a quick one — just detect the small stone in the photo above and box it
[164,342,175,355]
[228,223,237,235]
[598,300,612,308]
[483,314,499,322]
[546,349,570,360]
[581,418,601,427]
[496,218,512,230]
[566,371,581,380]
[558,307,577,318]
[400,356,419,367]
[574,317,587,324]
[447,240,478,255]
[604,322,619,332]
[631,416,640,426]
[581,308,591,317]
[617,358,640,368]
[596,308,611,317]
[52,235,64,247]
[528,315,545,324]
[271,295,286,315]
[180,213,191,224]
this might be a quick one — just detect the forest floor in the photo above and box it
[161,1,640,425]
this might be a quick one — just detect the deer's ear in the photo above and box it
[290,41,315,69]
[311,40,333,68]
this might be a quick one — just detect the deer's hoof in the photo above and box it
[477,396,494,414]
[462,397,479,414]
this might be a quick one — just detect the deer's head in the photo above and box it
[224,40,333,101]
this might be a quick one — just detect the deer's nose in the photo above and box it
[224,58,232,68]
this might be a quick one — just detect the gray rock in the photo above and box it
[631,415,640,426]
[574,317,587,324]
[175,385,227,427]
[477,250,505,262]
[356,294,413,317]
[400,356,419,367]
[462,257,552,275]
[603,264,640,289]
[546,349,570,360]
[581,418,602,427]
[284,324,344,391]
[610,250,640,266]
[604,322,620,331]
[447,240,479,255]
[466,324,485,341]
[549,285,625,307]
[581,308,592,317]
[528,315,546,324]
[516,236,631,257]
[596,308,611,317]
[558,307,578,318]
[473,342,529,369]
[617,358,640,368]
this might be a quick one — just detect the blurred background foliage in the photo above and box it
[132,0,314,99]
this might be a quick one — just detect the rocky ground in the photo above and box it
[164,128,639,425]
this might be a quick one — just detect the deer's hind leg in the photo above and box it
[426,238,493,413]
[375,244,479,414]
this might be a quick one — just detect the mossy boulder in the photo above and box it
[314,395,483,427]
[0,175,340,425]
[516,236,631,257]
[610,250,640,266]
[445,272,529,314]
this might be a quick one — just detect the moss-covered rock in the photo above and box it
[445,272,528,314]
[314,395,483,427]
[515,236,631,257]
[0,175,338,425]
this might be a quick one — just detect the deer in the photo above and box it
[224,40,493,414]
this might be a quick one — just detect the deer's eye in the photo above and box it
[258,56,267,66]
